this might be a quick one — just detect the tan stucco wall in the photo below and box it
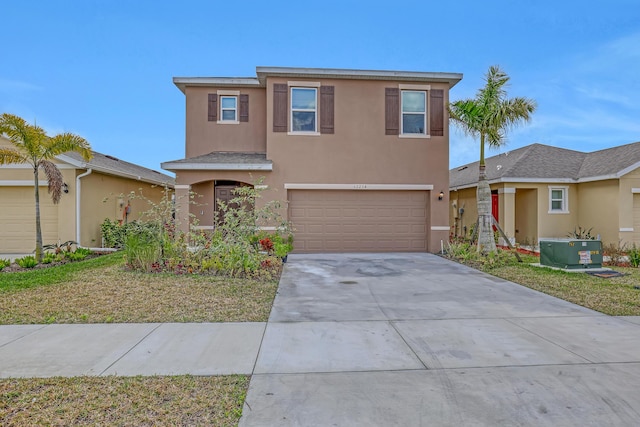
[576,180,618,245]
[264,77,452,252]
[184,86,266,158]
[80,172,169,247]
[177,77,453,252]
[619,168,640,245]
[449,187,478,238]
[514,188,538,245]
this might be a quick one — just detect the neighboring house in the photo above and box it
[163,66,463,253]
[449,142,640,247]
[0,136,174,253]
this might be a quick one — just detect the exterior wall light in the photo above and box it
[62,183,69,194]
[438,190,444,200]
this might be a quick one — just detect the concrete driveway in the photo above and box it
[240,253,640,426]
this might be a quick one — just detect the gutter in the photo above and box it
[75,169,93,246]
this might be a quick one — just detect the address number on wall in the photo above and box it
[353,184,367,189]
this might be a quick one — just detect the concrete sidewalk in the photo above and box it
[239,253,640,426]
[0,323,265,377]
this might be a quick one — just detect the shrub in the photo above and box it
[603,241,627,266]
[66,251,88,262]
[628,244,640,268]
[567,226,597,240]
[16,256,38,268]
[42,253,57,264]
[0,258,10,271]
[43,240,78,254]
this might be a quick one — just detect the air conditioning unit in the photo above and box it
[540,239,602,269]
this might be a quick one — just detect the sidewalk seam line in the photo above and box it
[97,323,163,376]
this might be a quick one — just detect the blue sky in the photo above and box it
[2,0,639,174]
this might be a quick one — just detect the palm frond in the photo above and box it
[40,160,64,204]
[0,147,29,165]
[45,133,93,160]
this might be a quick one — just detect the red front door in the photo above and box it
[491,193,499,228]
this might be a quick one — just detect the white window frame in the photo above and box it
[219,95,238,123]
[398,84,431,138]
[216,90,239,124]
[288,83,320,135]
[548,186,569,214]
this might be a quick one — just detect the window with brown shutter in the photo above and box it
[273,84,288,132]
[430,89,444,136]
[239,94,249,122]
[320,85,334,134]
[385,88,399,135]
[208,94,217,122]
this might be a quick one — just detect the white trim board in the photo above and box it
[284,183,434,191]
[0,180,48,186]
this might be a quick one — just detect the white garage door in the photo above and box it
[0,187,59,253]
[288,190,429,253]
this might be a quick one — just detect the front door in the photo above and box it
[491,192,499,230]
[214,186,238,225]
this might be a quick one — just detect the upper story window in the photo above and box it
[220,96,237,122]
[291,87,317,132]
[549,186,569,213]
[401,90,426,135]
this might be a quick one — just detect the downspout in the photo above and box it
[75,168,93,246]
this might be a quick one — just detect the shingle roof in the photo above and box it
[450,142,640,189]
[61,151,175,187]
[161,152,272,171]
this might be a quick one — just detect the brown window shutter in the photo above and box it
[430,89,444,136]
[320,85,334,134]
[239,94,249,122]
[208,94,217,121]
[385,88,399,135]
[273,84,288,132]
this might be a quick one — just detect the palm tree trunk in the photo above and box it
[34,167,43,262]
[477,134,496,253]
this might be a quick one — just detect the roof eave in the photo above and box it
[161,162,273,171]
[173,77,262,93]
[56,154,175,188]
[256,66,463,88]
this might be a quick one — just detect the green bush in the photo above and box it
[42,253,56,264]
[16,256,38,269]
[0,258,10,271]
[567,226,597,240]
[66,251,88,262]
[628,244,640,268]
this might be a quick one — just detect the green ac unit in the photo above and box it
[540,239,603,269]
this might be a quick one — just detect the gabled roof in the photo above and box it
[161,152,272,171]
[58,151,175,187]
[450,142,640,189]
[174,66,463,93]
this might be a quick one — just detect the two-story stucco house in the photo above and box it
[162,67,462,253]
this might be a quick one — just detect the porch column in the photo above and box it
[499,188,516,245]
[174,184,191,237]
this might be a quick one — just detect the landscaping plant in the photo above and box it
[16,256,38,269]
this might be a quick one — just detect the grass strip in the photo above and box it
[0,375,248,426]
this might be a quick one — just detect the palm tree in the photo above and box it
[449,66,536,253]
[0,113,92,261]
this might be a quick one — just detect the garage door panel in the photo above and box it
[0,187,58,253]
[289,190,429,253]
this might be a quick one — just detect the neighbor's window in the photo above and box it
[220,96,237,122]
[549,186,568,213]
[291,87,317,132]
[401,90,426,135]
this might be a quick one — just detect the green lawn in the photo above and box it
[0,253,278,425]
[0,253,278,324]
[450,251,640,316]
